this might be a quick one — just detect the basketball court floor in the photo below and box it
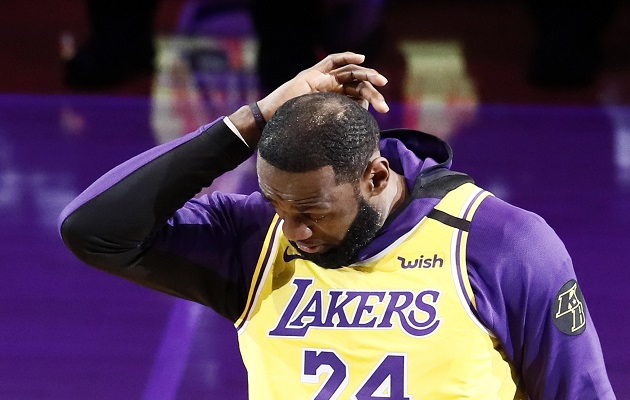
[1,1,629,398]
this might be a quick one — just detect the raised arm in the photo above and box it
[58,52,389,316]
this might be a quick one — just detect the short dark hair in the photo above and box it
[257,92,380,183]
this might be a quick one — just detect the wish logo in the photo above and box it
[553,279,586,335]
[283,246,304,263]
[397,254,444,269]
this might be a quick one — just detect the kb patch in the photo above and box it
[552,279,586,335]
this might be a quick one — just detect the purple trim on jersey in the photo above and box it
[235,216,283,332]
[455,189,486,313]
[462,189,485,221]
[454,230,473,310]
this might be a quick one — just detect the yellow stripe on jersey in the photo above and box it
[235,214,281,332]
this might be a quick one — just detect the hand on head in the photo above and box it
[259,52,390,119]
[228,52,389,147]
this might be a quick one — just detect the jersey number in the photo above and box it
[301,349,412,400]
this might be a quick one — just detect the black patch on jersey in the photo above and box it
[552,279,587,336]
[427,209,471,231]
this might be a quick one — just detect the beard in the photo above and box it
[290,196,382,269]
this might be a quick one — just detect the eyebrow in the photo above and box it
[293,202,330,212]
[261,192,329,211]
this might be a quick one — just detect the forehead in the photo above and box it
[256,157,348,204]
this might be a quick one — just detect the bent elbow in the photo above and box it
[58,210,141,271]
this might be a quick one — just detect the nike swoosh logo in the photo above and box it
[283,246,303,263]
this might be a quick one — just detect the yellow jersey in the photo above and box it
[236,182,524,399]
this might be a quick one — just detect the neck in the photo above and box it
[390,171,409,212]
[379,170,408,224]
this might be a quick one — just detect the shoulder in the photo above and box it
[470,195,571,274]
[466,194,576,330]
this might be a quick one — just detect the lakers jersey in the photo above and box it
[235,182,523,399]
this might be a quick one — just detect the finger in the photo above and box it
[312,52,366,73]
[344,96,370,111]
[331,65,389,87]
[343,81,390,113]
[356,98,369,110]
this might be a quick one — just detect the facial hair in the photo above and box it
[291,196,382,269]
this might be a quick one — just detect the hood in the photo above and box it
[379,128,454,191]
[380,128,453,168]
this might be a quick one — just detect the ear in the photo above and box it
[362,156,390,197]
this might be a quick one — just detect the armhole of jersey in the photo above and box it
[235,214,282,333]
[438,183,494,334]
[457,189,492,307]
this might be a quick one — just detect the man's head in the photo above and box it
[257,92,391,268]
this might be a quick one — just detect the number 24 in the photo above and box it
[301,349,412,400]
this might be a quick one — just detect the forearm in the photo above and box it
[58,119,253,270]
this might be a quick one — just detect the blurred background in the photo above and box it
[1,0,629,398]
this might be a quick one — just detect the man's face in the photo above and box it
[257,157,382,269]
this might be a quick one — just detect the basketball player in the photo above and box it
[59,52,615,398]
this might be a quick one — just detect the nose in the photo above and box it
[281,216,313,242]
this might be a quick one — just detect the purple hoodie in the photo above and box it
[59,118,615,399]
